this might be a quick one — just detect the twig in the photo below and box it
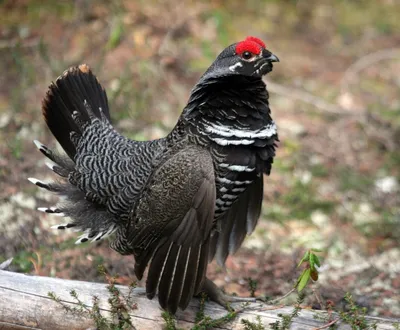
[29,252,42,275]
[312,318,340,330]
[265,50,400,117]
[266,81,348,115]
[312,288,324,310]
[258,304,285,312]
[268,288,296,304]
[340,47,400,94]
[0,38,40,49]
[194,304,247,328]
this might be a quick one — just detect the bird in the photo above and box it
[29,36,279,314]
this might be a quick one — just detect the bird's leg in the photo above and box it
[199,277,256,308]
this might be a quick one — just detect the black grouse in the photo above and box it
[29,36,279,313]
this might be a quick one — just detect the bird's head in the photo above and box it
[182,36,279,121]
[200,36,279,81]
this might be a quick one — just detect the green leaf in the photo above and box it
[297,268,311,292]
[107,17,124,50]
[297,251,309,268]
[310,248,323,253]
[309,253,315,269]
[310,253,321,268]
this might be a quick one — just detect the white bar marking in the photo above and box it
[206,122,277,139]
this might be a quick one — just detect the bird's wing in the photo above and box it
[210,175,263,266]
[128,145,215,314]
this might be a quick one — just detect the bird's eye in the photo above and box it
[241,51,254,60]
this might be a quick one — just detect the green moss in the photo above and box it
[309,164,329,178]
[335,0,400,37]
[357,210,400,241]
[337,168,375,193]
[1,1,73,27]
[106,16,125,50]
[262,205,287,223]
[384,152,400,180]
[273,158,295,173]
[282,181,335,220]
[11,250,36,273]
[7,137,23,160]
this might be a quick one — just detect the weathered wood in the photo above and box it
[0,270,397,329]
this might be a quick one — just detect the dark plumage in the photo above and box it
[30,37,279,313]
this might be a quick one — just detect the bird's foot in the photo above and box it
[200,278,256,309]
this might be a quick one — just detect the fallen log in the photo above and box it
[0,270,397,329]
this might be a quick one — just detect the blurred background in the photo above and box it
[0,0,399,318]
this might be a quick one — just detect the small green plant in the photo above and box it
[241,316,264,330]
[192,295,250,330]
[247,277,258,298]
[295,248,322,292]
[8,137,24,160]
[269,292,305,330]
[313,293,382,330]
[194,292,207,324]
[192,308,242,330]
[161,311,178,330]
[48,290,109,328]
[12,250,36,273]
[312,299,339,329]
[48,266,137,330]
[339,293,377,330]
[106,16,124,50]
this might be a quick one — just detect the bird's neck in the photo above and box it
[171,76,276,148]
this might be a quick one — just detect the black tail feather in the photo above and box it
[42,64,110,159]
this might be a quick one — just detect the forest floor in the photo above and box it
[1,0,399,320]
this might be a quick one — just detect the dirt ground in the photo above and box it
[1,0,399,321]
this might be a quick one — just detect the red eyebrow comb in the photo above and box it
[245,36,266,49]
[235,36,266,55]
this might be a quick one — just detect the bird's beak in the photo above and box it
[263,52,279,62]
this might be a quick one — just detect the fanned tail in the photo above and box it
[30,65,118,244]
[42,64,110,159]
